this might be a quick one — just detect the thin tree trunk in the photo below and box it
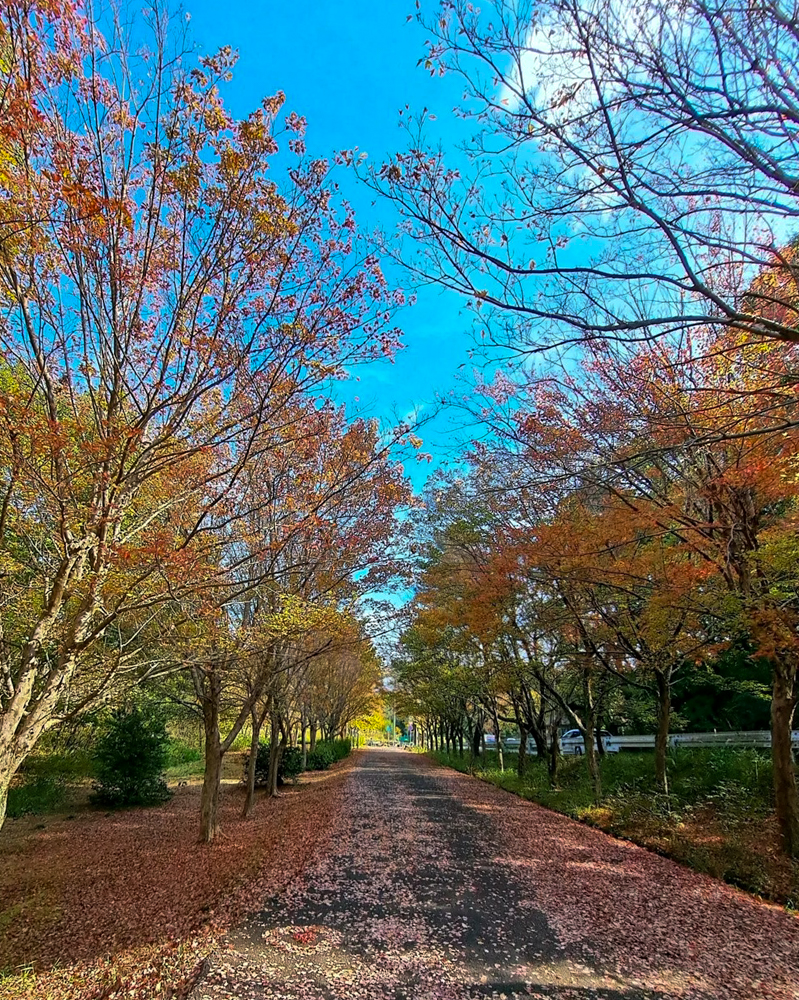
[199,670,223,843]
[243,700,269,819]
[581,669,601,803]
[772,663,799,857]
[266,711,281,798]
[517,724,528,777]
[654,670,671,795]
[470,721,479,757]
[492,706,505,773]
[547,731,560,787]
[583,722,601,804]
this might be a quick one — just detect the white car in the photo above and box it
[559,729,620,755]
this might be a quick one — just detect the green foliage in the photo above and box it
[306,738,351,771]
[246,742,304,786]
[7,775,66,818]
[165,740,202,768]
[91,704,172,808]
[7,747,95,818]
[671,649,771,732]
[281,747,304,781]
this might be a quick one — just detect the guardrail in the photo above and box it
[497,730,799,752]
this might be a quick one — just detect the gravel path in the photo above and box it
[190,749,799,1000]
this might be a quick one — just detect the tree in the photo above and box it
[0,0,402,829]
[472,330,799,850]
[373,0,799,353]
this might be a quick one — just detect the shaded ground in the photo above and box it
[192,749,799,1000]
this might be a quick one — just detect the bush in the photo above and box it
[165,740,202,767]
[306,744,335,771]
[7,775,66,818]
[281,746,304,781]
[245,737,352,783]
[92,704,172,808]
[306,738,351,771]
[245,742,304,786]
[7,747,96,818]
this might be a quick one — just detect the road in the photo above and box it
[191,749,799,1000]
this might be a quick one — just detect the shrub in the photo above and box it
[281,746,304,781]
[245,742,304,786]
[7,775,66,818]
[165,740,202,767]
[92,704,172,807]
[7,747,96,818]
[306,744,335,771]
[306,738,351,771]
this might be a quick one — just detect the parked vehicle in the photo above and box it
[559,729,620,755]
[501,736,538,753]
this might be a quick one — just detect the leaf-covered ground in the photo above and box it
[192,749,799,1000]
[0,761,351,1000]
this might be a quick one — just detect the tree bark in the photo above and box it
[547,730,560,787]
[581,669,601,803]
[266,710,281,798]
[517,724,528,777]
[243,700,270,819]
[199,669,223,843]
[654,669,671,795]
[491,705,505,773]
[771,664,799,857]
[471,719,481,758]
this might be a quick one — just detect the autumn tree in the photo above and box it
[0,0,403,829]
[373,0,799,353]
[473,330,799,850]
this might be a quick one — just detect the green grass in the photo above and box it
[7,750,96,819]
[8,738,205,817]
[164,757,206,780]
[434,747,799,905]
[436,746,774,815]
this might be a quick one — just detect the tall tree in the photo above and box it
[0,0,402,828]
[373,0,799,353]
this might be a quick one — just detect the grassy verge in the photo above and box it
[433,747,799,907]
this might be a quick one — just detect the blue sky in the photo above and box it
[184,0,480,488]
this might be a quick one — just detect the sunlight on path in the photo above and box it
[190,750,799,1000]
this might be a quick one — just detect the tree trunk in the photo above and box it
[199,670,223,843]
[309,723,318,754]
[583,723,601,804]
[654,670,671,795]
[772,664,799,857]
[243,701,269,819]
[471,720,481,758]
[0,757,16,831]
[200,737,222,844]
[580,669,601,803]
[492,706,505,773]
[300,713,307,770]
[547,731,560,787]
[266,711,281,798]
[517,725,528,777]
